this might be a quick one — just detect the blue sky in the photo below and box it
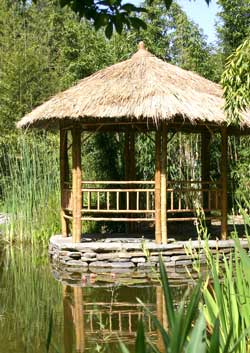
[176,0,219,43]
[132,0,220,44]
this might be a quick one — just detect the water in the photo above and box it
[0,244,187,353]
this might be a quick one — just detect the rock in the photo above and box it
[131,257,146,263]
[89,261,135,268]
[137,262,155,268]
[81,256,96,262]
[110,262,135,268]
[149,256,171,263]
[67,260,85,266]
[69,252,81,259]
[175,260,193,266]
[81,252,96,258]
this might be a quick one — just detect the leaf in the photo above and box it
[113,15,123,34]
[129,17,147,30]
[209,318,220,353]
[135,320,147,353]
[159,257,175,330]
[94,13,108,31]
[119,342,131,353]
[163,0,173,9]
[105,22,113,39]
[186,312,206,353]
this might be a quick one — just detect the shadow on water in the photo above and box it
[0,244,190,353]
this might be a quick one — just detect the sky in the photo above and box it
[132,0,220,44]
[176,0,219,43]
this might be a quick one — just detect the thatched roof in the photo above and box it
[17,41,250,129]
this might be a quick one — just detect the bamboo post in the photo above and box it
[155,128,162,243]
[201,131,211,223]
[60,128,70,237]
[125,131,136,233]
[221,126,228,240]
[72,125,82,243]
[73,287,85,353]
[161,122,167,243]
[63,286,74,353]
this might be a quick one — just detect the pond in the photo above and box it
[0,243,190,353]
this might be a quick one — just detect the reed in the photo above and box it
[0,133,61,243]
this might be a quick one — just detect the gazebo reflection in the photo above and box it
[62,284,170,353]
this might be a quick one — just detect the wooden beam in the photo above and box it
[155,128,162,243]
[161,123,167,243]
[60,128,70,237]
[72,126,82,242]
[221,126,228,240]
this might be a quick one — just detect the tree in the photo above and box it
[216,0,250,57]
[221,38,250,123]
[15,0,211,38]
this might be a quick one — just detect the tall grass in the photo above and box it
[0,133,60,243]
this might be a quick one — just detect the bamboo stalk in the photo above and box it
[72,126,82,242]
[60,128,70,237]
[81,180,155,185]
[221,126,228,239]
[116,191,119,210]
[201,131,211,224]
[155,129,162,243]
[161,122,167,243]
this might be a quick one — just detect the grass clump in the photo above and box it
[0,133,60,243]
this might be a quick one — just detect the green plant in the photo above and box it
[0,133,60,243]
[122,252,248,353]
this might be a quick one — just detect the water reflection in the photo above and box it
[62,284,179,353]
[0,245,187,353]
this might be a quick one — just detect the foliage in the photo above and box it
[221,39,250,124]
[122,256,245,353]
[0,133,60,243]
[202,240,250,353]
[216,0,250,57]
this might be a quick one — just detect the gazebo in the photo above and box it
[17,42,250,244]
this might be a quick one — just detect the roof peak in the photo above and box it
[131,41,153,59]
[138,41,146,50]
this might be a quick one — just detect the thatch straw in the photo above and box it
[17,41,250,129]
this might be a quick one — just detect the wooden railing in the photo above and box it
[82,302,156,344]
[167,180,222,221]
[62,180,222,222]
[81,181,155,221]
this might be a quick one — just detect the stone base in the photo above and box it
[49,235,250,286]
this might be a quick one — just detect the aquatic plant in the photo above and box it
[124,242,250,353]
[0,133,60,243]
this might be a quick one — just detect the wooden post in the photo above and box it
[60,128,69,237]
[201,131,211,222]
[155,128,162,243]
[161,123,167,243]
[221,126,228,240]
[72,125,82,243]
